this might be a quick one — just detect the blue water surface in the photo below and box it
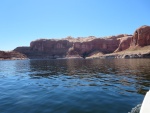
[0,59,150,113]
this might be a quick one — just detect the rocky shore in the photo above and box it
[87,45,150,59]
[88,51,150,59]
[0,51,27,60]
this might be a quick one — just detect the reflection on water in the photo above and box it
[0,59,150,113]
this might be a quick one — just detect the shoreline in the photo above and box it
[0,53,150,61]
[1,46,150,60]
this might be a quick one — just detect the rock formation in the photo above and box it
[13,25,150,59]
[130,25,150,47]
[14,35,129,59]
[114,36,132,52]
[0,51,27,60]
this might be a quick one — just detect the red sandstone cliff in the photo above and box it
[114,36,132,52]
[14,35,127,58]
[130,25,150,47]
[13,25,150,59]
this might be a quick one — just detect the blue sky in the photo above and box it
[0,0,150,51]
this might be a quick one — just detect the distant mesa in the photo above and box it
[1,25,150,60]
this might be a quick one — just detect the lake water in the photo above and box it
[0,59,150,113]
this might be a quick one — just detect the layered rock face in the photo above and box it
[71,35,129,57]
[130,25,150,47]
[0,51,27,60]
[114,36,132,52]
[14,35,129,59]
[13,25,150,59]
[29,39,73,58]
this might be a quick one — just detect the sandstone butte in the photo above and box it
[1,25,150,60]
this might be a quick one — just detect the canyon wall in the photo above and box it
[14,35,130,59]
[13,25,150,59]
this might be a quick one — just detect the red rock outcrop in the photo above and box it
[29,39,73,58]
[130,25,150,47]
[68,34,132,57]
[114,36,132,52]
[14,35,129,59]
[13,25,150,59]
[0,51,27,60]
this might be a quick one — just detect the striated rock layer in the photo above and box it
[14,25,150,59]
[14,34,131,59]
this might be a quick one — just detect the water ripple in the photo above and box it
[0,59,150,113]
